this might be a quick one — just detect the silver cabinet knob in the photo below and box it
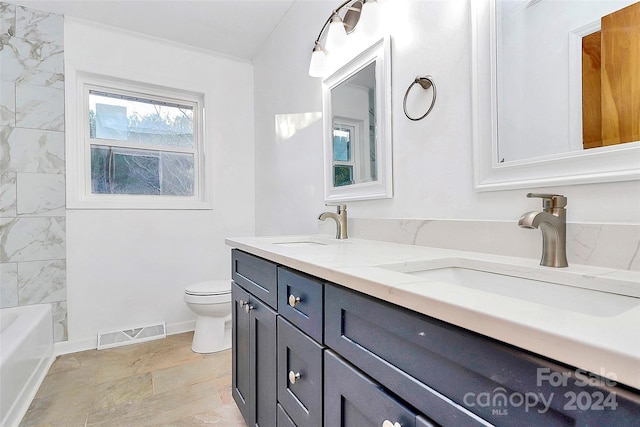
[288,294,301,307]
[382,421,401,427]
[288,370,301,384]
[239,299,253,313]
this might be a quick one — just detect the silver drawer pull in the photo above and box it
[382,421,401,427]
[288,370,301,384]
[239,299,247,307]
[288,294,301,307]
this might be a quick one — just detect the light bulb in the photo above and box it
[357,0,379,37]
[308,44,327,78]
[325,12,348,52]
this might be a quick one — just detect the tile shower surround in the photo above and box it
[0,2,67,341]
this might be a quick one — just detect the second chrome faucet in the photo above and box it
[518,193,568,268]
[319,204,348,239]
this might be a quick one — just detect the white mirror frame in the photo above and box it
[471,0,640,192]
[322,36,392,202]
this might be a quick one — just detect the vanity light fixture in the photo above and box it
[308,0,379,77]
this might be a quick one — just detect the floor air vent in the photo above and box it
[97,322,166,350]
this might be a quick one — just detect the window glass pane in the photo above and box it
[334,165,353,187]
[91,145,194,196]
[161,152,194,196]
[89,91,194,148]
[333,127,351,161]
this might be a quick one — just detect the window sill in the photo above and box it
[66,195,213,210]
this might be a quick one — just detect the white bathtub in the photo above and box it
[1,304,54,427]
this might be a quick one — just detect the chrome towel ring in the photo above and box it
[403,75,437,121]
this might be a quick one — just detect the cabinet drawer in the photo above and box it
[277,317,324,427]
[325,284,640,427]
[324,350,437,427]
[232,249,278,309]
[278,267,324,343]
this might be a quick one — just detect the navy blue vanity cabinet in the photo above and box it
[232,249,278,310]
[324,350,438,427]
[325,283,640,427]
[231,250,640,427]
[232,281,277,427]
[277,316,324,427]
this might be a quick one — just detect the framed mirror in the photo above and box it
[322,36,392,202]
[472,0,640,191]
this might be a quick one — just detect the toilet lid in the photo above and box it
[185,280,231,296]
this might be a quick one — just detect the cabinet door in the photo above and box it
[232,282,278,427]
[251,295,278,427]
[232,282,252,424]
[277,317,323,427]
[325,350,437,427]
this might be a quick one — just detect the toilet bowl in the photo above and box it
[184,280,232,353]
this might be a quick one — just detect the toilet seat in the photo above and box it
[185,280,231,296]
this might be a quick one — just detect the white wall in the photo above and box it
[64,18,255,346]
[253,0,640,236]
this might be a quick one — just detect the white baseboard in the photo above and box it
[166,319,196,336]
[54,337,97,356]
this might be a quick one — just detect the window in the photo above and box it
[88,90,196,196]
[68,73,209,209]
[332,121,358,187]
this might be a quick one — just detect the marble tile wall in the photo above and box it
[0,2,67,341]
[321,218,640,271]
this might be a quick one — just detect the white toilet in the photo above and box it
[184,280,232,353]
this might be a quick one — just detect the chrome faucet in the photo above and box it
[518,193,568,268]
[318,204,348,239]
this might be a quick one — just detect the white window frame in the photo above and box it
[67,71,211,209]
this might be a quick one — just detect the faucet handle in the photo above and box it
[526,193,567,210]
[325,203,347,212]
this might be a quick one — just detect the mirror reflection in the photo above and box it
[331,62,376,187]
[496,0,639,163]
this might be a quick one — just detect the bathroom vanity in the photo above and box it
[227,236,640,427]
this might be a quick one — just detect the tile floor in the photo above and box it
[19,332,246,426]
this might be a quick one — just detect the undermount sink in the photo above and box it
[269,236,351,247]
[272,241,328,248]
[392,266,640,317]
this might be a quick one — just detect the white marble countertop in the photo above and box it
[226,235,640,390]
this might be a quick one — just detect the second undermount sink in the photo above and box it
[392,266,640,317]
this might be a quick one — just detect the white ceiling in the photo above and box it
[12,0,297,60]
